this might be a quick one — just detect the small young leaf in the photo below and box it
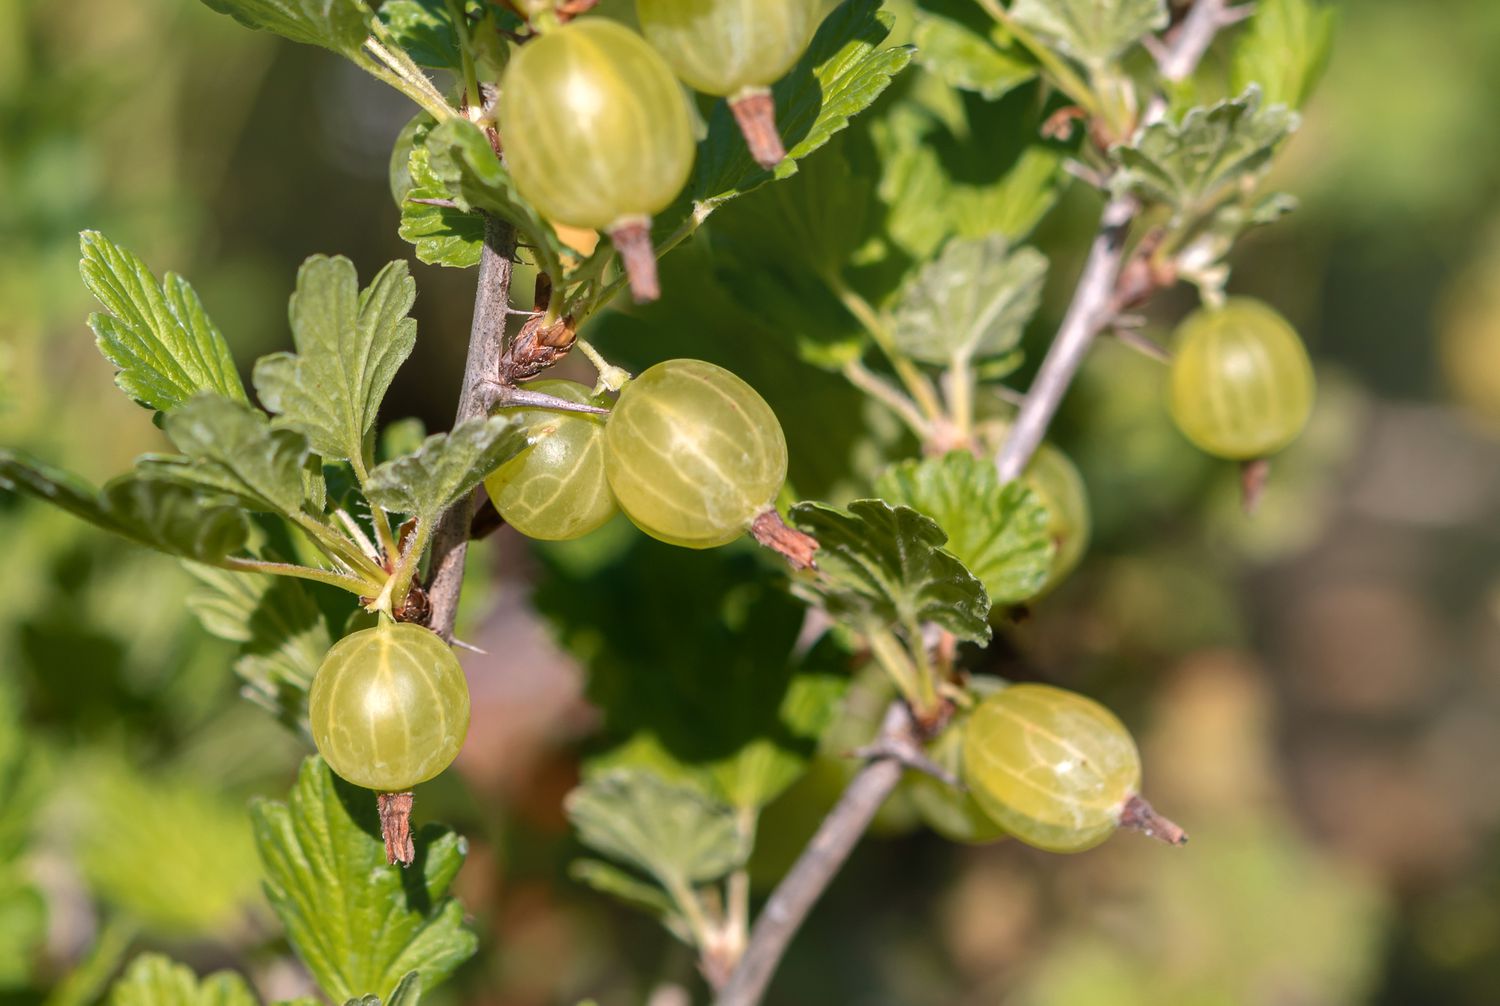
[251,758,477,1003]
[364,415,527,522]
[79,231,247,413]
[875,452,1054,606]
[891,235,1048,367]
[1010,0,1168,68]
[379,0,458,68]
[108,954,258,1006]
[186,563,332,728]
[568,859,687,938]
[790,499,991,643]
[254,257,418,469]
[421,118,568,280]
[198,0,373,57]
[693,0,914,208]
[566,770,750,888]
[162,395,313,516]
[399,122,485,269]
[1111,88,1299,220]
[1230,0,1336,111]
[0,451,249,563]
[913,13,1035,100]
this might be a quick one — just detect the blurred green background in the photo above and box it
[4,0,1500,1003]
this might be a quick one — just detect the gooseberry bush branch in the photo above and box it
[0,0,1337,1002]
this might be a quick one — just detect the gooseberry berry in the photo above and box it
[636,0,821,168]
[484,380,617,541]
[308,621,470,793]
[603,359,787,549]
[496,17,695,302]
[1168,298,1316,460]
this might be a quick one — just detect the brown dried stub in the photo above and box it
[1119,793,1189,846]
[609,218,661,304]
[378,791,416,866]
[501,313,578,384]
[730,90,787,170]
[750,508,819,570]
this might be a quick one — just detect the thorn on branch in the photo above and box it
[407,197,460,209]
[750,509,819,570]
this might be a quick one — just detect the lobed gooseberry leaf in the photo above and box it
[420,118,568,281]
[251,757,477,1003]
[566,770,751,888]
[398,120,485,269]
[912,12,1035,101]
[692,0,914,209]
[79,231,247,414]
[185,563,332,729]
[1009,0,1167,69]
[253,257,417,470]
[364,415,528,523]
[0,451,249,563]
[876,452,1055,607]
[159,394,313,516]
[567,859,688,940]
[789,499,991,644]
[107,954,259,1006]
[378,0,459,68]
[1230,0,1337,111]
[197,0,373,57]
[1110,88,1299,221]
[891,235,1048,367]
[533,538,846,811]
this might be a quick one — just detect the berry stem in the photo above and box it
[729,89,786,170]
[609,218,661,303]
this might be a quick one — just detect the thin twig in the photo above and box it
[426,215,517,640]
[1156,0,1255,83]
[713,8,1245,1002]
[716,705,913,1006]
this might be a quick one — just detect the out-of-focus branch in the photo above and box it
[427,215,517,640]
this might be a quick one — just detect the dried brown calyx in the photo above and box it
[609,218,660,303]
[729,89,786,171]
[751,509,819,570]
[1119,793,1189,847]
[378,791,416,866]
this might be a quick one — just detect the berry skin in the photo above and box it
[495,17,695,300]
[1168,298,1316,460]
[1025,443,1090,592]
[484,380,617,541]
[309,621,470,792]
[962,683,1141,853]
[603,359,787,549]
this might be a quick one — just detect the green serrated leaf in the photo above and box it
[913,13,1035,100]
[1230,0,1336,110]
[1010,0,1167,68]
[162,395,312,515]
[568,859,686,937]
[251,758,477,1003]
[891,235,1048,366]
[79,231,246,413]
[1111,87,1299,219]
[422,118,567,279]
[566,770,750,889]
[692,0,913,208]
[790,499,991,643]
[874,452,1054,606]
[108,954,258,1006]
[254,257,417,469]
[0,451,249,563]
[399,119,485,269]
[185,563,331,728]
[379,1,458,68]
[342,972,422,1006]
[198,0,373,56]
[364,415,527,523]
